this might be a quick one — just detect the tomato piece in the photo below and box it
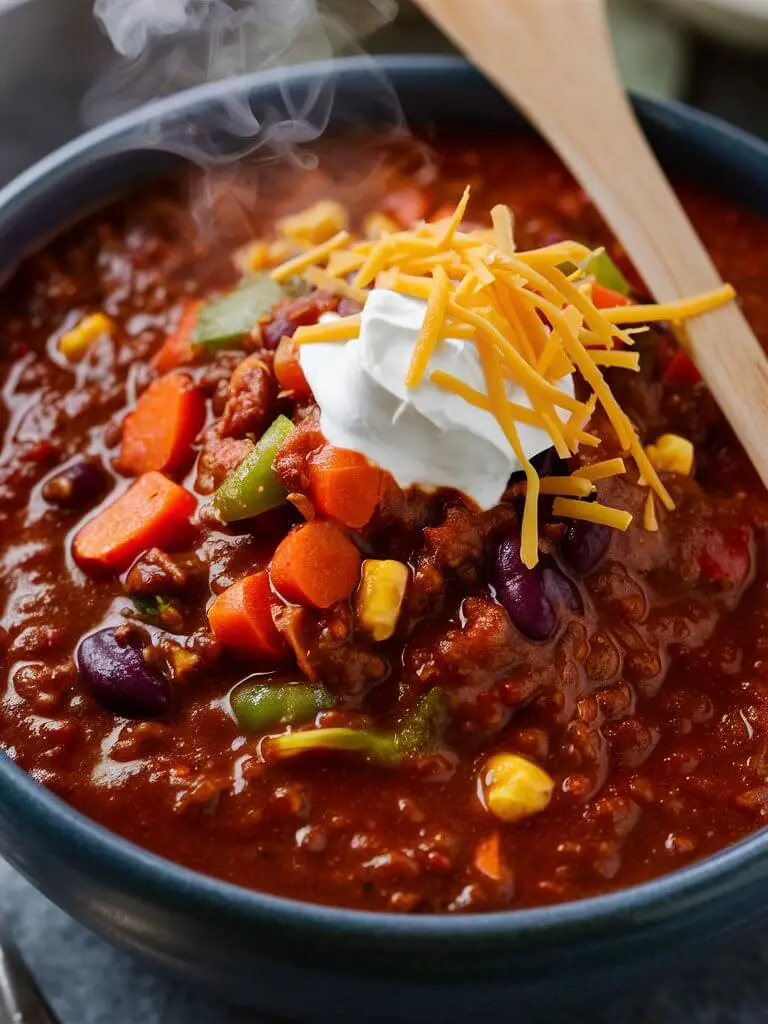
[663,350,702,387]
[700,524,752,587]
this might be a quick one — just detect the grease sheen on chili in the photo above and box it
[2,135,768,915]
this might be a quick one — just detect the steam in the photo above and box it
[84,0,404,165]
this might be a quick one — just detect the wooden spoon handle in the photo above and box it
[416,0,768,486]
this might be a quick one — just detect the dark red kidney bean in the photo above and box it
[77,627,170,718]
[560,520,612,575]
[508,447,566,489]
[489,527,557,641]
[42,460,107,509]
[531,447,568,479]
[542,559,583,614]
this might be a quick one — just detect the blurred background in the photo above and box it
[1,0,768,186]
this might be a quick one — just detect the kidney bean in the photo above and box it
[42,460,107,509]
[488,527,557,640]
[531,446,568,479]
[560,520,612,575]
[541,558,583,613]
[77,626,170,718]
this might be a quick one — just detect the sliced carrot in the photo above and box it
[270,520,361,609]
[73,471,196,572]
[592,283,632,310]
[151,300,203,373]
[208,571,286,659]
[382,186,432,228]
[274,334,312,399]
[308,446,382,529]
[117,372,206,477]
[473,831,508,883]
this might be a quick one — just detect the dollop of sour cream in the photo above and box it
[299,289,574,509]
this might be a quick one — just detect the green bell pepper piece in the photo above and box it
[231,681,335,734]
[583,251,631,296]
[213,414,294,522]
[192,273,286,350]
[269,727,400,766]
[394,688,448,755]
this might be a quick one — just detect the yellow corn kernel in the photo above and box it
[356,559,409,642]
[278,200,349,246]
[234,238,297,273]
[645,433,694,476]
[58,312,114,362]
[363,211,399,239]
[482,753,554,824]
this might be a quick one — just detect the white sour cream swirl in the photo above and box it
[299,289,574,509]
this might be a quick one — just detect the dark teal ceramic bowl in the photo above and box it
[2,55,768,1022]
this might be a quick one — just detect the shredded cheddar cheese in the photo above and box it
[574,458,627,483]
[272,186,737,566]
[270,231,350,283]
[293,315,361,344]
[644,490,659,532]
[552,498,633,532]
[538,477,594,498]
[406,265,450,389]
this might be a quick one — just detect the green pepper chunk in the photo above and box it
[269,727,400,766]
[583,251,631,296]
[231,681,335,734]
[394,688,448,756]
[213,414,294,522]
[192,273,286,350]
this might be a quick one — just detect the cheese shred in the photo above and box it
[268,187,737,564]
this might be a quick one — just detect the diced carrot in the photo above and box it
[308,446,382,529]
[473,831,508,883]
[274,334,312,399]
[208,571,286,659]
[382,186,432,228]
[73,471,196,572]
[118,373,206,477]
[270,520,362,609]
[592,283,632,309]
[151,300,202,373]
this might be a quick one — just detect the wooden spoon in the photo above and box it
[414,0,768,487]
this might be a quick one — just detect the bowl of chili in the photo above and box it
[2,54,768,1021]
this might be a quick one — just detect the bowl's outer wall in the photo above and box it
[2,56,768,1021]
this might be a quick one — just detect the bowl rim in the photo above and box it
[2,51,768,947]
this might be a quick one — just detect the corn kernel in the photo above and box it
[645,433,694,476]
[356,559,409,642]
[363,212,399,239]
[277,200,349,246]
[482,753,554,824]
[234,238,297,274]
[58,312,114,362]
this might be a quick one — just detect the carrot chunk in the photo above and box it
[73,471,196,572]
[308,446,382,529]
[381,186,432,228]
[274,334,312,399]
[208,571,286,659]
[118,372,206,476]
[473,832,509,883]
[151,300,202,373]
[270,520,361,608]
[591,283,632,310]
